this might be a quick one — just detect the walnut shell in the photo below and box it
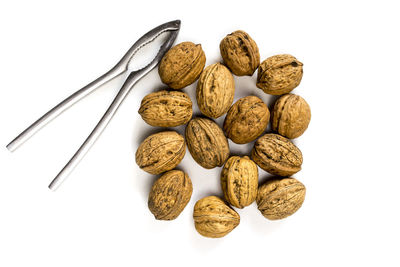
[148,170,193,220]
[221,156,258,209]
[138,90,192,127]
[220,30,260,76]
[223,96,270,144]
[272,93,311,139]
[193,196,240,238]
[251,133,302,176]
[159,42,206,89]
[256,54,303,95]
[185,117,229,169]
[257,178,306,220]
[135,131,185,174]
[196,63,235,118]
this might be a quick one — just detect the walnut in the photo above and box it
[138,90,192,127]
[158,42,206,89]
[221,156,258,209]
[223,96,270,144]
[272,93,311,139]
[220,30,260,76]
[148,170,192,220]
[196,63,235,118]
[257,178,306,220]
[185,117,229,169]
[135,131,185,174]
[257,54,303,95]
[251,133,302,176]
[193,196,240,238]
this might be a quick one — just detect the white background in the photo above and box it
[1,0,399,266]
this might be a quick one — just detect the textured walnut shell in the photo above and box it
[223,96,270,144]
[251,133,302,176]
[196,63,235,118]
[257,178,306,220]
[220,30,260,76]
[148,170,193,220]
[138,90,192,127]
[185,117,229,169]
[193,196,240,238]
[159,42,206,89]
[221,156,258,209]
[257,54,303,95]
[135,131,185,174]
[272,94,311,139]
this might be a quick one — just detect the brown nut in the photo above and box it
[251,133,302,176]
[185,117,229,169]
[193,196,240,238]
[196,63,235,118]
[256,54,303,95]
[221,156,258,209]
[272,93,311,139]
[148,170,193,220]
[135,131,185,174]
[220,30,260,76]
[257,178,306,220]
[159,42,206,89]
[138,90,192,127]
[223,96,270,144]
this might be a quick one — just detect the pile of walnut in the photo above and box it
[135,31,311,238]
